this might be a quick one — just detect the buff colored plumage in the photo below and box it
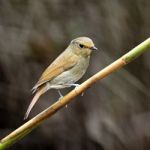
[24,37,97,119]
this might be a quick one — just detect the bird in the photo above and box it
[24,37,97,119]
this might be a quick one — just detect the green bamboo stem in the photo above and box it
[0,38,150,150]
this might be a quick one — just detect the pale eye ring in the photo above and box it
[79,44,84,48]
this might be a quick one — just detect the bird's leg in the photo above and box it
[70,84,80,88]
[57,90,68,108]
[58,90,63,100]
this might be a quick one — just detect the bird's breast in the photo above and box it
[49,56,90,87]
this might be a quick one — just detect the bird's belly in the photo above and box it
[49,57,90,89]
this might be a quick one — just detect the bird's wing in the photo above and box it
[33,50,78,91]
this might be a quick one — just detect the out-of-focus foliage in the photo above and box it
[0,0,150,150]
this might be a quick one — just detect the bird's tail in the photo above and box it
[24,86,47,120]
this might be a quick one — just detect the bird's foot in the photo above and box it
[69,84,84,96]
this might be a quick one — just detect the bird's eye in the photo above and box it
[79,44,84,48]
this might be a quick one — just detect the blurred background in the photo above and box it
[0,0,150,150]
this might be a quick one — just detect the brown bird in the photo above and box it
[24,37,97,119]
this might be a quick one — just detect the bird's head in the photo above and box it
[69,37,97,57]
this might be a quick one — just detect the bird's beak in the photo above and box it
[91,46,98,51]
